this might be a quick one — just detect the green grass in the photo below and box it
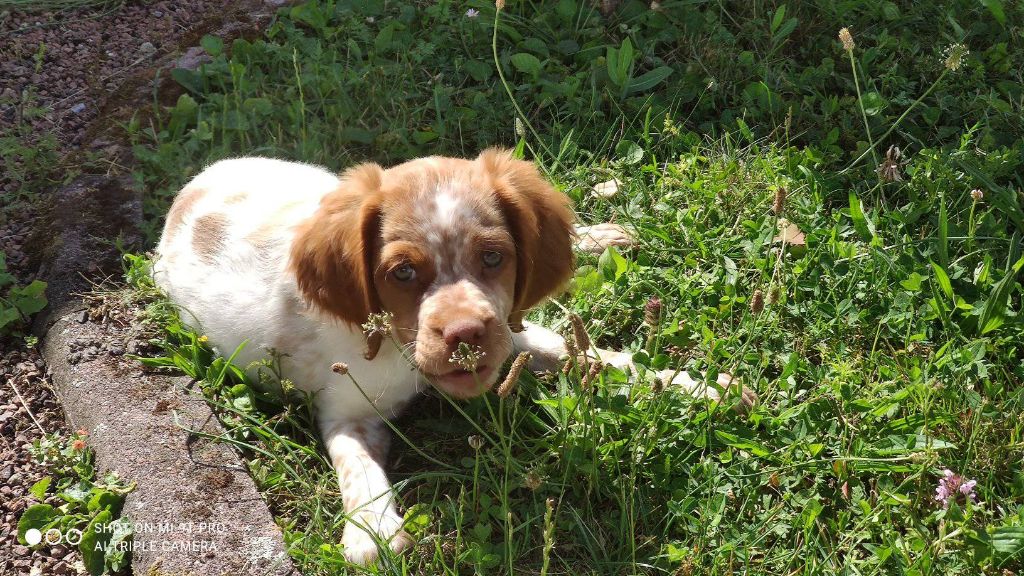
[122,0,1024,574]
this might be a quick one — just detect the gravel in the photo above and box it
[0,1,218,151]
[0,346,78,576]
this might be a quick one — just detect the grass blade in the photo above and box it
[848,190,874,242]
[937,191,949,268]
[978,253,1024,335]
[930,261,954,302]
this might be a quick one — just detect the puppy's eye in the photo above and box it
[482,251,503,268]
[392,263,416,282]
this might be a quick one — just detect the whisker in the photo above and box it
[397,341,419,367]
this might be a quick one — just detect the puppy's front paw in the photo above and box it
[715,372,758,412]
[342,511,414,565]
[659,370,757,413]
[575,223,634,254]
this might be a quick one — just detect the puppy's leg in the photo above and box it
[321,418,412,564]
[513,320,756,409]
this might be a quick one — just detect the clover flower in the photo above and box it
[465,8,480,18]
[935,468,978,509]
[971,188,984,202]
[877,145,904,183]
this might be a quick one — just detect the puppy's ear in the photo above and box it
[290,163,383,331]
[480,148,575,330]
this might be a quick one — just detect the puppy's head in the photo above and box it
[291,149,574,398]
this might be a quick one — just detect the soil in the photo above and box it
[0,0,277,155]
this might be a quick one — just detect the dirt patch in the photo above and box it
[28,174,144,332]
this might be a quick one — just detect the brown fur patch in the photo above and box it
[244,223,282,257]
[162,187,206,243]
[290,164,385,326]
[245,201,305,256]
[479,148,575,327]
[192,213,229,264]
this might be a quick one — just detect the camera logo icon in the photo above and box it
[23,527,82,546]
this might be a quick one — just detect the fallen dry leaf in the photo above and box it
[772,218,806,246]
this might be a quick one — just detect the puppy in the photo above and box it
[153,150,753,563]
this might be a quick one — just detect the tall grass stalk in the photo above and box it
[844,44,878,169]
[491,3,553,162]
[842,69,949,173]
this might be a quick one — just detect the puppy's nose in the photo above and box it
[443,318,486,347]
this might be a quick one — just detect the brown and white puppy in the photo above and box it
[153,150,752,564]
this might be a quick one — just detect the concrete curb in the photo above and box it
[43,311,297,576]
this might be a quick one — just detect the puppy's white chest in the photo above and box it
[275,320,424,422]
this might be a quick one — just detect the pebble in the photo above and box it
[176,46,212,70]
